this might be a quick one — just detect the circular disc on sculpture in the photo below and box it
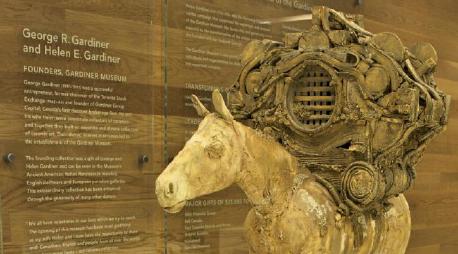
[370,32,405,62]
[364,65,390,99]
[341,161,385,207]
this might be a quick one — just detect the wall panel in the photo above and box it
[0,0,163,253]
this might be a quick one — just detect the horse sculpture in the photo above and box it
[156,90,411,254]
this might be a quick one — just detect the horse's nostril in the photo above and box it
[168,182,174,194]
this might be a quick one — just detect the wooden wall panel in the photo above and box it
[0,0,164,253]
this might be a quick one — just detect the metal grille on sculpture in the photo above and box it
[156,6,450,253]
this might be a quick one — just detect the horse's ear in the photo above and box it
[191,94,210,117]
[212,89,234,121]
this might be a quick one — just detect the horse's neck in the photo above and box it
[235,123,298,212]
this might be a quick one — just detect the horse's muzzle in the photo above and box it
[155,175,186,213]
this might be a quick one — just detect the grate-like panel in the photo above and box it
[291,65,335,128]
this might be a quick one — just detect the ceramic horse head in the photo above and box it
[156,90,411,254]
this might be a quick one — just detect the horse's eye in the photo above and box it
[204,140,225,159]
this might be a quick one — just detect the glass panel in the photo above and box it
[0,1,162,253]
[164,0,310,252]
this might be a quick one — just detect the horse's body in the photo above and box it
[156,91,411,253]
